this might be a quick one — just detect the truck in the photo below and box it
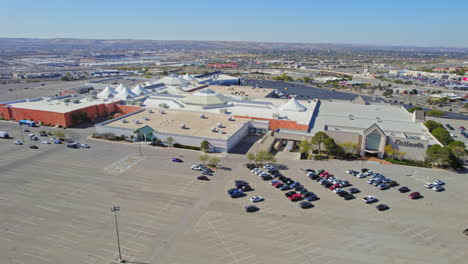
[19,120,36,127]
[0,131,9,138]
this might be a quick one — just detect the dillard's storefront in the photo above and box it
[359,124,429,161]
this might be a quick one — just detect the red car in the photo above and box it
[329,186,337,190]
[197,176,209,181]
[273,182,284,188]
[288,194,303,201]
[409,192,421,199]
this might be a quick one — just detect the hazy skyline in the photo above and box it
[2,0,468,47]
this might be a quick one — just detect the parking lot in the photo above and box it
[0,120,467,264]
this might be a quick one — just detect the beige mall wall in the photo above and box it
[387,137,429,161]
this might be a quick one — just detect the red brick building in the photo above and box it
[0,99,142,128]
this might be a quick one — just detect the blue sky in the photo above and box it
[1,0,467,47]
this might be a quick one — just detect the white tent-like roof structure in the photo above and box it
[132,84,150,96]
[183,73,196,81]
[182,88,230,106]
[97,86,117,99]
[159,74,189,87]
[115,87,137,99]
[279,98,307,112]
[115,84,127,93]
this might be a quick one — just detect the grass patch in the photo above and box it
[314,155,329,160]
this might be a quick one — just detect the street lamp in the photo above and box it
[110,206,124,263]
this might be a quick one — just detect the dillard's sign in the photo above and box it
[394,139,424,148]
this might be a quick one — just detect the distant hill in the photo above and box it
[0,38,467,52]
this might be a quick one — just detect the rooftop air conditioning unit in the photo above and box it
[272,113,279,119]
[180,124,186,129]
[217,123,222,128]
[143,117,149,121]
[210,127,217,132]
[228,116,235,121]
[200,114,205,119]
[147,109,153,113]
[122,119,128,123]
[219,129,224,134]
[134,120,140,124]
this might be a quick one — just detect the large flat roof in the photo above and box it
[8,98,120,113]
[311,101,428,136]
[105,109,247,140]
[206,85,272,98]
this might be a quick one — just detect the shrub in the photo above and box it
[384,158,431,168]
[173,143,201,150]
[314,154,329,160]
[426,109,445,116]
[408,106,423,113]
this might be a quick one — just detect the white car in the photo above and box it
[433,179,445,185]
[433,185,444,192]
[250,196,264,202]
[41,140,50,144]
[362,195,377,204]
[357,173,366,178]
[191,165,203,171]
[424,183,435,188]
[80,143,90,148]
[333,188,344,193]
[14,140,23,145]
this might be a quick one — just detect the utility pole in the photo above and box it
[110,206,124,263]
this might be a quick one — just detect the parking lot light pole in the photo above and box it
[110,206,124,263]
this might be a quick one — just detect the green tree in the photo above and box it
[303,76,312,83]
[298,140,311,155]
[323,138,337,157]
[166,137,174,146]
[463,103,468,108]
[424,120,442,132]
[311,132,329,154]
[432,127,454,145]
[200,140,210,151]
[255,150,275,165]
[339,142,359,155]
[208,157,221,167]
[246,152,256,164]
[426,145,452,167]
[199,154,209,164]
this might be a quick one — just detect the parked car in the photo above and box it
[227,189,244,198]
[424,183,435,188]
[250,196,264,203]
[67,143,79,149]
[279,185,291,191]
[80,143,90,148]
[14,140,23,145]
[305,194,318,201]
[409,192,421,199]
[398,186,411,193]
[299,201,312,209]
[288,194,303,201]
[39,131,48,137]
[348,188,360,194]
[192,165,204,171]
[432,185,444,192]
[433,179,445,185]
[53,139,62,144]
[41,140,50,144]
[285,191,296,197]
[171,158,183,162]
[376,204,389,211]
[343,193,355,200]
[244,205,259,213]
[362,195,377,204]
[29,145,38,149]
[197,176,209,181]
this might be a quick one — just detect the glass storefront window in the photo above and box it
[365,130,381,151]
